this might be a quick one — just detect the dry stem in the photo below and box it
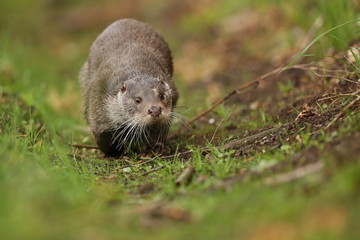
[141,166,165,176]
[264,161,324,185]
[72,144,99,149]
[169,64,311,139]
[175,166,196,187]
[324,90,360,130]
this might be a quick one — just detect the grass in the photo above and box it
[1,0,360,239]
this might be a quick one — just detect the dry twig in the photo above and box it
[72,144,99,149]
[324,90,360,130]
[312,71,358,84]
[175,166,195,187]
[141,166,165,176]
[264,161,324,185]
[168,64,311,139]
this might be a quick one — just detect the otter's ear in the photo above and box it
[120,84,126,93]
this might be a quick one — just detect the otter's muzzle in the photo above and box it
[148,106,162,117]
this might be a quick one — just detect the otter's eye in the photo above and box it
[158,93,165,100]
[134,97,142,104]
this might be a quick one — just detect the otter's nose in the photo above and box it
[148,106,162,117]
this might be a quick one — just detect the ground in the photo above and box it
[0,0,359,239]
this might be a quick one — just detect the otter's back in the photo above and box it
[87,19,173,77]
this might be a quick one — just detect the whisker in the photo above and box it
[111,120,133,145]
[127,118,142,148]
[116,118,138,150]
[110,118,134,144]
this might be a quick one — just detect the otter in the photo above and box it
[79,19,178,156]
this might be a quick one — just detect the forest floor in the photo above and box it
[1,0,359,240]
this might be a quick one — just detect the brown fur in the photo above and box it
[79,19,178,156]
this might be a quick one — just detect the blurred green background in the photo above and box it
[0,0,359,240]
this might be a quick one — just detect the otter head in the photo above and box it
[106,75,173,127]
